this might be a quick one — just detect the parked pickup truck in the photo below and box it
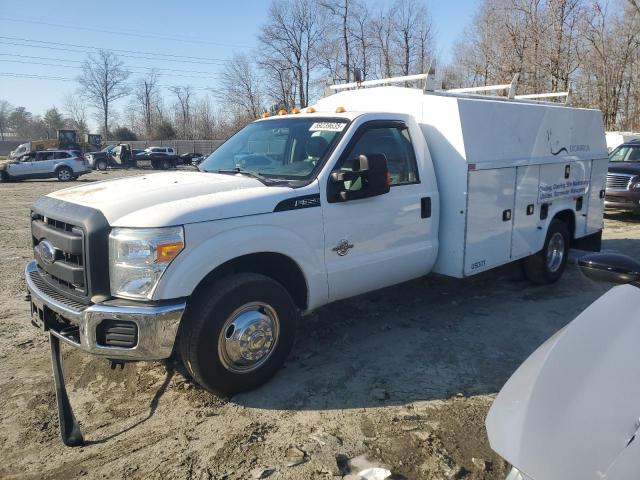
[25,77,608,395]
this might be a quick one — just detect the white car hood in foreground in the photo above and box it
[48,171,294,226]
[486,284,640,480]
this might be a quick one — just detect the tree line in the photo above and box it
[1,0,639,143]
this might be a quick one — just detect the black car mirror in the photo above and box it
[578,253,640,284]
[330,154,391,201]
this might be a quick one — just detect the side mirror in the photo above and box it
[330,153,391,201]
[578,253,640,284]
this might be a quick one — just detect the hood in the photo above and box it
[608,162,640,176]
[48,171,294,226]
[486,284,640,480]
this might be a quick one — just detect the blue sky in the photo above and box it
[0,0,477,126]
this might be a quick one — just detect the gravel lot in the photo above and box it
[0,169,638,480]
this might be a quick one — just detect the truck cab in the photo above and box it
[25,79,607,395]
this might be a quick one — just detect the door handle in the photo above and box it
[421,197,431,218]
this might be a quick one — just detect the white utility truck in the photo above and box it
[26,74,608,398]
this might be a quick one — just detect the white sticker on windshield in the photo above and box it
[309,122,346,132]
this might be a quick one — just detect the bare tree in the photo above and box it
[63,94,89,138]
[170,86,194,139]
[370,6,396,78]
[134,71,160,139]
[216,52,263,118]
[0,100,12,141]
[259,0,328,107]
[350,1,373,79]
[393,0,434,76]
[77,49,130,138]
[321,0,352,82]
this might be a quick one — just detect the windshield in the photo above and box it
[609,146,640,162]
[199,117,348,180]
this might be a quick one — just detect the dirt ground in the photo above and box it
[0,169,638,480]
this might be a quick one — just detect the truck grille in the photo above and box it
[606,173,633,191]
[31,213,87,299]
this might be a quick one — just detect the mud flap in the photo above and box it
[49,333,84,447]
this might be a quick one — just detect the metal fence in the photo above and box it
[104,139,226,156]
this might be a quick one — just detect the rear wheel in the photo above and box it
[523,219,570,284]
[179,273,298,395]
[56,166,73,182]
[160,158,172,170]
[96,159,108,171]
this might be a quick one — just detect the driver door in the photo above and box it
[321,120,436,302]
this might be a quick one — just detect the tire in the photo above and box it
[96,159,108,171]
[56,166,73,182]
[160,158,172,170]
[71,175,79,181]
[179,273,298,395]
[523,219,570,284]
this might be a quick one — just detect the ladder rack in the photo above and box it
[328,69,572,105]
[329,73,429,91]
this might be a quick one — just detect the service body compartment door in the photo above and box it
[539,161,591,236]
[511,165,543,259]
[586,158,608,233]
[464,168,516,275]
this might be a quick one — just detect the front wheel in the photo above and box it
[523,219,570,284]
[179,273,298,395]
[96,159,108,171]
[56,166,73,182]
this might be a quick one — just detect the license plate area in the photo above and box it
[30,302,47,330]
[30,302,81,345]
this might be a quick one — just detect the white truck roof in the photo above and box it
[314,86,607,166]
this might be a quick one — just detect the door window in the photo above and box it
[36,152,55,161]
[609,147,629,162]
[627,147,640,161]
[54,152,71,159]
[334,123,419,186]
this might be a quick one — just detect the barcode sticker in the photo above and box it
[309,122,346,132]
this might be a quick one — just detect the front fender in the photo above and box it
[153,220,328,311]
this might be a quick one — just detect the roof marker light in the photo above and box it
[291,107,300,114]
[306,106,316,113]
[261,112,270,118]
[278,109,287,116]
[335,106,346,113]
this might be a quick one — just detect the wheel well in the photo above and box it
[194,253,308,310]
[552,209,576,241]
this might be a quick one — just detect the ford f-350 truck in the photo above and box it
[26,78,608,398]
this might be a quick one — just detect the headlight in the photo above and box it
[109,226,184,299]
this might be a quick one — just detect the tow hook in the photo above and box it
[110,360,127,370]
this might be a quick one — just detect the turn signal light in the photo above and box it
[156,241,184,263]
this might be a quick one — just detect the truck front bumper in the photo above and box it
[25,261,185,361]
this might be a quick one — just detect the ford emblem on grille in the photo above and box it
[36,239,57,265]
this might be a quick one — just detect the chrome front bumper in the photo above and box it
[25,261,185,361]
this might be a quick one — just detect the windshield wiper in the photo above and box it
[214,167,286,185]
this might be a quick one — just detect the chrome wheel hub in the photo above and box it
[546,232,565,272]
[59,170,71,180]
[218,302,279,373]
